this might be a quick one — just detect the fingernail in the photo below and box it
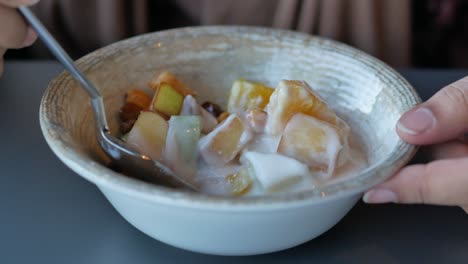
[363,189,398,203]
[21,27,37,48]
[397,107,435,135]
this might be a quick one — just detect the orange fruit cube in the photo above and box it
[125,89,151,110]
[148,71,196,96]
[278,113,342,177]
[199,114,252,165]
[227,79,274,113]
[265,80,337,135]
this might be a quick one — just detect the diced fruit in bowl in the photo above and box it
[226,168,253,196]
[227,79,274,113]
[245,109,267,133]
[194,164,246,196]
[165,116,201,179]
[126,111,168,161]
[198,114,252,166]
[265,80,337,135]
[278,113,344,178]
[151,83,184,117]
[118,71,363,197]
[181,95,218,134]
[334,116,352,167]
[118,90,152,134]
[148,71,197,96]
[125,89,152,109]
[119,102,144,134]
[240,152,309,192]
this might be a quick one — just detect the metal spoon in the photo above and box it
[19,6,198,191]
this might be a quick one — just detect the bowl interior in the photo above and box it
[41,26,420,205]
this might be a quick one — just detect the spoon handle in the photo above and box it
[18,6,109,132]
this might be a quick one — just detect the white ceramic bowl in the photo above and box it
[40,26,420,256]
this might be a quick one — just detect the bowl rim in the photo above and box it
[40,25,420,210]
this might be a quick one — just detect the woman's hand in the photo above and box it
[0,0,38,77]
[364,76,468,213]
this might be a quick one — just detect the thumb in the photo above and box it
[396,76,468,145]
[363,158,468,213]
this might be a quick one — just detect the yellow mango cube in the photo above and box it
[265,80,337,135]
[227,79,274,113]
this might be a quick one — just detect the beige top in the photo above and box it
[31,0,411,67]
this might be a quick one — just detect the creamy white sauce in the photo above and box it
[193,132,367,197]
[244,134,281,154]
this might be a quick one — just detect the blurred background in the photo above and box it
[6,0,468,68]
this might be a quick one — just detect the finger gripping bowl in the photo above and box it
[40,26,420,256]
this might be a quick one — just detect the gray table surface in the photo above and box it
[0,61,467,264]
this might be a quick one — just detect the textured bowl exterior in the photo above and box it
[40,26,420,255]
[99,185,361,255]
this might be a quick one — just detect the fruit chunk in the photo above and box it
[240,152,307,192]
[227,79,274,113]
[194,164,245,196]
[226,168,252,196]
[151,83,184,117]
[148,71,197,96]
[119,102,143,134]
[180,95,218,134]
[245,109,267,133]
[119,90,152,134]
[198,114,252,166]
[126,111,168,161]
[125,89,151,109]
[278,113,342,178]
[265,80,337,135]
[334,116,352,167]
[165,116,201,179]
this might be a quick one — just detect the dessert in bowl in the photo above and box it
[40,26,420,255]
